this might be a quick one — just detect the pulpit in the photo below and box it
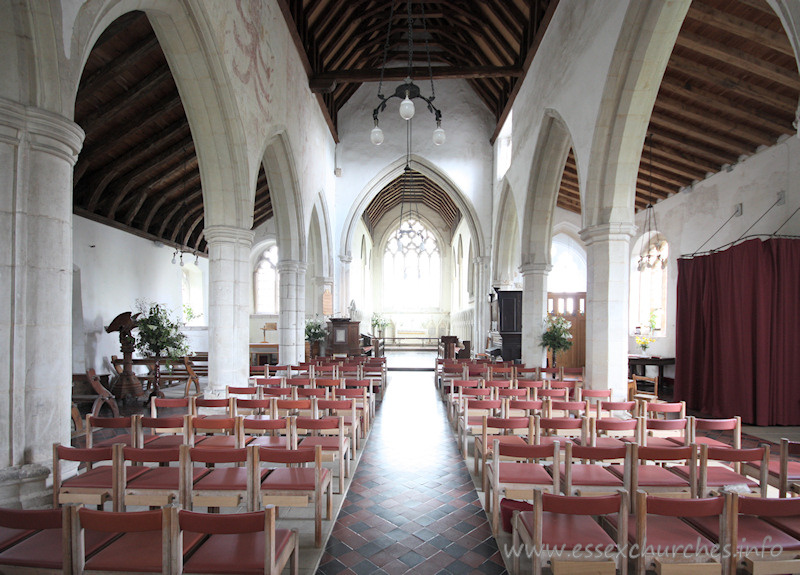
[328,318,361,357]
[496,288,522,361]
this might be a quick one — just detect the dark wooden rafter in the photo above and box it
[73,11,272,253]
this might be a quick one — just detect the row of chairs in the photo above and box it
[245,375,384,402]
[0,503,297,574]
[54,442,332,547]
[83,411,353,494]
[252,358,386,381]
[510,489,800,575]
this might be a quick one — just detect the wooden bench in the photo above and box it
[71,369,120,436]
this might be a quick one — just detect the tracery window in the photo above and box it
[383,218,440,309]
[254,245,279,314]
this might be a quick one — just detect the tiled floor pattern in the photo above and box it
[317,364,508,575]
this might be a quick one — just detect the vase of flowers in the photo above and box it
[540,315,573,368]
[371,312,389,338]
[135,300,189,397]
[635,335,655,355]
[305,317,328,358]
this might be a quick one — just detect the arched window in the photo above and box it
[383,218,440,309]
[630,231,668,334]
[254,245,279,314]
[548,234,587,293]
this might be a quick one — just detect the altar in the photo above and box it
[250,343,279,366]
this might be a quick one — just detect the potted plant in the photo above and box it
[305,317,328,358]
[134,300,189,396]
[371,312,389,338]
[540,314,573,367]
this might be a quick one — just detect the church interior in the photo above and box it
[1,0,800,573]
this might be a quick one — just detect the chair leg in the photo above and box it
[315,494,322,547]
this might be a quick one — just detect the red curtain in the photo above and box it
[674,238,800,425]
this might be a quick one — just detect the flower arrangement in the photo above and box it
[371,312,389,334]
[635,335,655,353]
[134,300,189,361]
[540,315,573,366]
[305,317,328,342]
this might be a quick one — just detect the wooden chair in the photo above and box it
[561,443,626,495]
[191,397,233,419]
[275,398,314,419]
[183,445,255,512]
[549,380,581,401]
[629,374,658,401]
[474,415,534,486]
[118,445,195,510]
[641,400,685,420]
[149,397,193,418]
[456,398,502,458]
[695,444,769,498]
[135,414,189,449]
[724,494,800,574]
[688,416,742,449]
[53,444,138,512]
[73,505,200,575]
[535,415,587,447]
[0,506,101,574]
[595,400,638,421]
[71,369,120,427]
[561,366,585,383]
[295,416,350,494]
[85,415,143,448]
[226,385,260,400]
[505,399,544,418]
[316,398,360,453]
[618,443,697,502]
[186,415,245,449]
[742,437,800,498]
[577,387,612,411]
[253,445,332,548]
[233,397,274,420]
[178,507,299,575]
[512,491,628,575]
[641,417,690,447]
[539,366,561,381]
[333,386,372,435]
[485,441,560,534]
[260,386,293,399]
[630,492,728,574]
[548,399,589,419]
[588,416,641,448]
[243,416,292,450]
[255,377,286,389]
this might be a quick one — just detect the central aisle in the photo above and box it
[318,354,508,574]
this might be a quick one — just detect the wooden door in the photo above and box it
[547,292,586,368]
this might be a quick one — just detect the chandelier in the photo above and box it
[637,134,667,272]
[370,1,444,146]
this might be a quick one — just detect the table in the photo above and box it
[628,356,675,382]
[250,343,279,365]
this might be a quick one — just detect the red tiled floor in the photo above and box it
[317,366,507,574]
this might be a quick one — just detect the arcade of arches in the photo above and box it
[1,0,799,515]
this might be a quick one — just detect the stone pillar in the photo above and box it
[580,223,636,399]
[277,260,303,365]
[295,262,307,361]
[472,256,490,353]
[338,254,352,317]
[204,226,253,397]
[520,263,551,368]
[0,99,84,505]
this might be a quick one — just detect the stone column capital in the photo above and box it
[579,222,636,245]
[203,225,255,246]
[339,254,353,264]
[519,262,553,276]
[0,98,84,165]
[276,259,306,274]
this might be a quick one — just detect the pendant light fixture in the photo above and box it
[371,1,444,146]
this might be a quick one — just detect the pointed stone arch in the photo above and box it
[262,130,306,263]
[492,180,521,287]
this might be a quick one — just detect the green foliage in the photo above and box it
[648,309,658,333]
[540,314,573,354]
[134,300,189,360]
[371,312,389,331]
[305,317,328,342]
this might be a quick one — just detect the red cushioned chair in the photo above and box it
[243,416,291,450]
[53,444,147,512]
[641,417,690,447]
[489,365,514,382]
[485,440,560,534]
[512,490,628,575]
[505,399,544,418]
[595,400,638,421]
[549,399,589,419]
[548,380,581,401]
[149,397,193,419]
[614,444,697,504]
[135,414,194,450]
[119,445,208,510]
[233,397,274,420]
[74,505,204,575]
[295,416,350,494]
[178,507,298,575]
[743,437,800,498]
[285,377,312,390]
[629,492,728,574]
[253,445,332,547]
[186,415,246,449]
[316,398,360,453]
[474,415,534,488]
[275,398,313,419]
[183,445,256,512]
[693,444,769,498]
[334,386,372,435]
[255,378,286,390]
[535,415,587,447]
[727,496,800,573]
[588,416,641,448]
[85,415,150,449]
[226,385,260,400]
[0,506,114,575]
[577,387,612,411]
[456,398,502,458]
[446,380,487,424]
[641,400,686,420]
[539,366,561,382]
[561,443,626,496]
[191,397,233,420]
[685,415,741,449]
